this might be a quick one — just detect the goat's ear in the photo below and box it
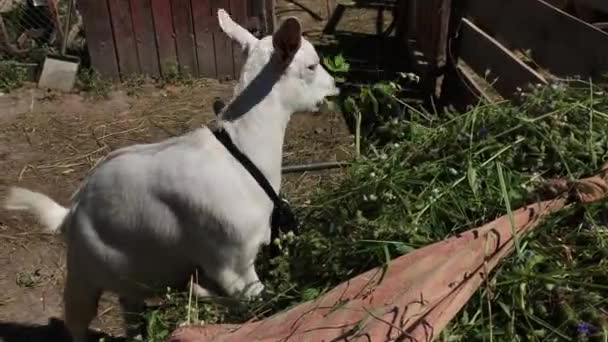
[217,9,258,50]
[272,17,302,63]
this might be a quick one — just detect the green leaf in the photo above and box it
[335,54,345,68]
[344,96,358,114]
[321,54,350,73]
[498,301,512,318]
[395,243,415,254]
[301,287,321,301]
[467,161,478,196]
[369,92,379,116]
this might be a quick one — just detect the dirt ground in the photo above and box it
[0,82,351,339]
[0,0,392,340]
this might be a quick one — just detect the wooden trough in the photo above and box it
[396,0,608,108]
[77,0,276,81]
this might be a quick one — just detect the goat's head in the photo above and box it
[218,9,339,113]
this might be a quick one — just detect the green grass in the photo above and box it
[0,60,29,93]
[77,68,113,99]
[143,80,608,342]
[75,63,198,99]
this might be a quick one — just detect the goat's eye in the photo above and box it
[307,64,317,71]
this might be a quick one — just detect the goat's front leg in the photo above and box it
[203,245,264,300]
[211,261,263,299]
[191,282,217,298]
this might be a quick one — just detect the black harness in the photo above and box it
[211,99,298,257]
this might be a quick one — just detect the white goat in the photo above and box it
[3,9,338,342]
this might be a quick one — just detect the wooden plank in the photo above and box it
[151,0,178,76]
[440,61,494,112]
[107,0,140,77]
[172,0,198,76]
[458,18,547,99]
[456,61,501,103]
[230,0,248,77]
[131,0,160,77]
[192,0,217,78]
[77,0,119,79]
[211,0,234,79]
[465,0,608,80]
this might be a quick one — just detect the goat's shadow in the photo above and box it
[0,318,126,342]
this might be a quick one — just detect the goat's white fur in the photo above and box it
[5,187,68,234]
[3,8,338,342]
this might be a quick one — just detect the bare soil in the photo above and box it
[0,0,393,340]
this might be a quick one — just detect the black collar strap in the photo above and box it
[211,127,298,249]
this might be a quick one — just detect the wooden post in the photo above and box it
[251,0,273,34]
[266,0,276,33]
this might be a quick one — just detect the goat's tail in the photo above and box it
[4,187,69,234]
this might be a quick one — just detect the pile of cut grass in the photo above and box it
[144,80,608,342]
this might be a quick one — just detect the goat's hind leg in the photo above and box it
[187,268,223,299]
[63,270,101,342]
[119,297,146,340]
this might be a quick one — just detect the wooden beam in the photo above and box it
[465,0,608,81]
[457,18,547,99]
[575,0,608,14]
[325,0,337,20]
[250,0,273,34]
[322,3,345,34]
[265,0,276,33]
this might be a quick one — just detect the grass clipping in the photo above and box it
[147,81,608,342]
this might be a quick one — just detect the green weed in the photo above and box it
[143,74,608,341]
[77,68,112,99]
[0,60,28,93]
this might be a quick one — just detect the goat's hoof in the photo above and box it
[191,283,216,298]
[243,282,265,300]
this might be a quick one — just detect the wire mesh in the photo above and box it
[0,0,84,62]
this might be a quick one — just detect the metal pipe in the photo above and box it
[282,161,351,174]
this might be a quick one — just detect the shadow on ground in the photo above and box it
[0,318,126,342]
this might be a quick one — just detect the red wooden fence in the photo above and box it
[77,0,275,80]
